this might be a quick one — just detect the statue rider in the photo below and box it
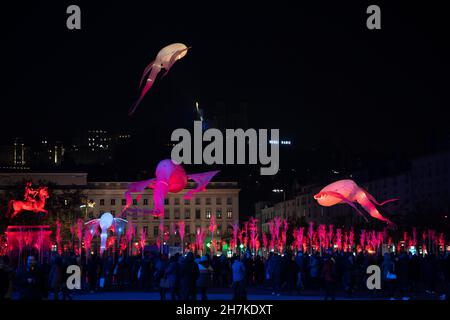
[24,182,39,203]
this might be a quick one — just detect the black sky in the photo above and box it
[3,1,450,162]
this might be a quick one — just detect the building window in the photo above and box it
[216,208,222,219]
[133,199,137,205]
[154,226,158,236]
[132,212,137,220]
[164,198,169,205]
[227,209,232,219]
[184,198,190,205]
[205,209,211,219]
[195,209,201,219]
[122,199,126,205]
[186,225,190,235]
[206,198,211,205]
[226,197,232,205]
[143,199,148,205]
[110,199,115,205]
[184,209,191,219]
[216,197,222,205]
[164,209,170,219]
[174,198,180,205]
[100,199,105,206]
[174,208,180,219]
[195,198,201,205]
[143,226,148,236]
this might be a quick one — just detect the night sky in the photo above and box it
[4,1,450,171]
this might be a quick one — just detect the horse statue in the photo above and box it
[7,186,49,220]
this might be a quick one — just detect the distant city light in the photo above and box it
[269,140,291,145]
[272,189,284,193]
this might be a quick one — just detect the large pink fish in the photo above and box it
[129,43,189,115]
[314,179,398,228]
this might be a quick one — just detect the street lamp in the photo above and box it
[80,200,96,218]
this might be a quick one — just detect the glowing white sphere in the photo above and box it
[99,212,114,230]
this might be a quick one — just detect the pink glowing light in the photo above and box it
[178,221,185,250]
[195,227,207,253]
[318,224,327,251]
[140,227,146,256]
[230,223,239,251]
[328,225,334,249]
[343,232,348,252]
[360,229,366,250]
[412,227,417,247]
[349,228,355,250]
[293,227,304,251]
[248,217,258,252]
[56,219,62,255]
[262,232,268,250]
[336,228,342,250]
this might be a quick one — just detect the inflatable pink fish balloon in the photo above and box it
[314,179,398,228]
[129,43,190,115]
[123,159,219,217]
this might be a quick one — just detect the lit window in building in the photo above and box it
[143,199,148,205]
[174,198,180,205]
[205,209,211,219]
[227,209,233,219]
[185,209,191,219]
[216,208,222,219]
[122,199,126,206]
[164,199,169,205]
[100,199,105,206]
[184,198,190,205]
[132,199,137,205]
[186,225,190,235]
[110,199,115,205]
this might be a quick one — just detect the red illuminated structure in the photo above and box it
[7,183,49,219]
[4,183,52,266]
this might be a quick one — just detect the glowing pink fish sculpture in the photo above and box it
[129,43,190,115]
[123,159,219,217]
[314,179,398,228]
